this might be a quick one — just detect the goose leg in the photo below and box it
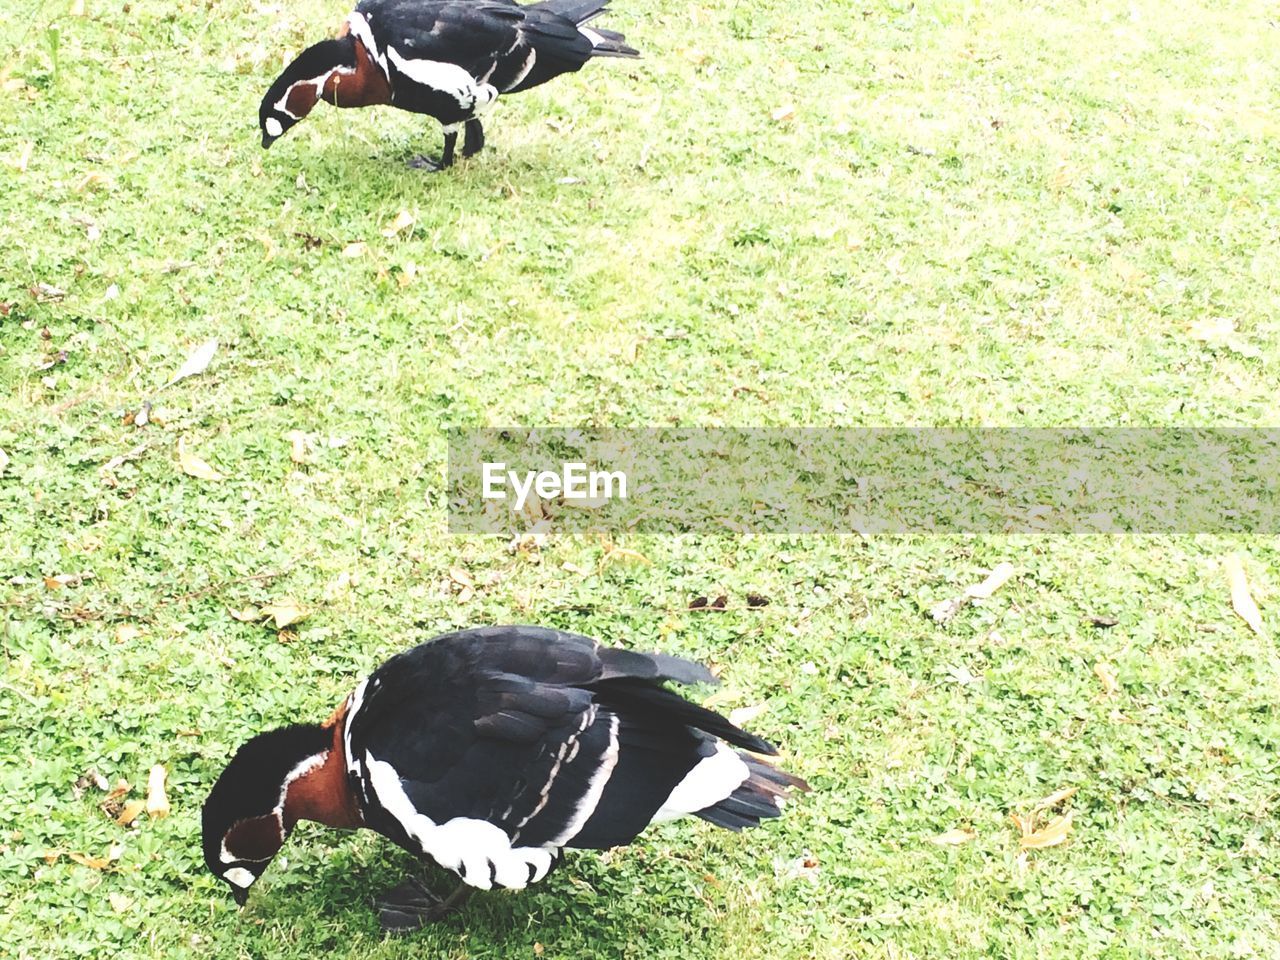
[462,119,485,158]
[409,127,459,172]
[375,877,472,932]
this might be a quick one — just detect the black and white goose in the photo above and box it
[258,0,638,169]
[202,625,807,930]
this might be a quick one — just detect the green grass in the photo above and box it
[3,0,1280,956]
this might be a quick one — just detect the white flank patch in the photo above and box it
[365,754,556,890]
[264,117,284,137]
[386,46,480,108]
[223,867,255,889]
[652,743,749,823]
[547,712,619,846]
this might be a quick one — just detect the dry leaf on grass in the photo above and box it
[966,562,1016,599]
[1224,554,1265,636]
[228,606,260,622]
[108,893,132,913]
[258,599,308,630]
[381,210,415,238]
[146,765,170,818]
[930,828,976,845]
[114,799,146,826]
[562,494,611,509]
[115,624,143,644]
[164,339,218,388]
[931,562,1016,623]
[342,242,367,258]
[177,438,222,481]
[285,430,308,464]
[598,543,651,572]
[1033,787,1078,812]
[727,703,767,728]
[1016,811,1073,850]
[67,843,124,870]
[1094,661,1119,696]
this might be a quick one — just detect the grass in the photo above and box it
[2,0,1280,956]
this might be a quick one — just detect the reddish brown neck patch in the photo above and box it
[321,39,391,109]
[281,703,363,830]
[224,813,284,861]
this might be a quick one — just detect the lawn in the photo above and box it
[2,0,1280,957]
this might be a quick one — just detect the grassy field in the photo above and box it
[3,0,1280,956]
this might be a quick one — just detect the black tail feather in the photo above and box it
[591,679,778,755]
[696,755,809,830]
[531,0,610,23]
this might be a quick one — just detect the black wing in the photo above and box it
[353,0,598,94]
[346,625,792,889]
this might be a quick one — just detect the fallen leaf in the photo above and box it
[32,282,66,302]
[449,566,474,588]
[259,599,308,630]
[930,828,976,845]
[1087,614,1119,628]
[966,562,1016,599]
[0,446,9,475]
[165,339,218,388]
[932,562,1017,623]
[105,778,130,803]
[776,852,820,883]
[727,703,767,728]
[944,663,980,686]
[108,893,132,913]
[285,430,308,464]
[771,105,796,122]
[929,595,965,623]
[68,852,113,870]
[228,606,260,622]
[342,242,367,258]
[114,799,146,826]
[746,592,770,607]
[114,624,143,644]
[1033,787,1078,812]
[562,493,610,509]
[177,438,222,481]
[1224,554,1265,636]
[146,765,170,818]
[1094,660,1119,696]
[1016,811,1073,850]
[381,210,415,238]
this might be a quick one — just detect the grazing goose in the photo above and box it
[202,625,807,930]
[258,0,638,169]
